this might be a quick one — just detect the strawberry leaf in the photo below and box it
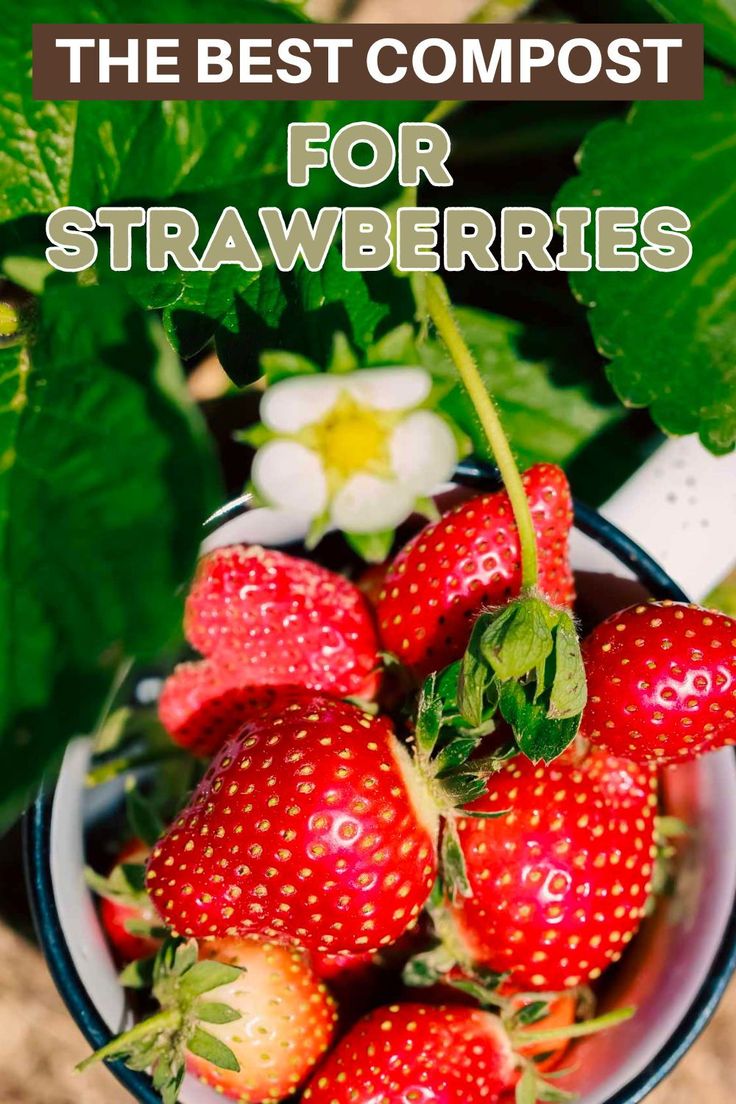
[125,781,165,849]
[188,1028,240,1073]
[0,277,220,830]
[423,308,619,469]
[556,67,736,454]
[649,0,736,68]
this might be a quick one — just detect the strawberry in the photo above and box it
[581,600,736,764]
[187,938,336,1102]
[146,692,439,956]
[158,660,279,756]
[302,1003,518,1104]
[446,750,657,990]
[376,463,575,679]
[87,840,164,963]
[184,544,380,700]
[79,935,336,1104]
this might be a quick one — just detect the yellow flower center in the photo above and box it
[310,392,392,481]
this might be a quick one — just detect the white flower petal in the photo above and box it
[331,474,415,534]
[345,367,432,411]
[390,411,458,494]
[252,440,328,517]
[260,375,342,432]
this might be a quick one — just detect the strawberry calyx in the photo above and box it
[77,937,243,1104]
[458,592,587,765]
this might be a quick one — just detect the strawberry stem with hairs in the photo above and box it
[424,272,538,590]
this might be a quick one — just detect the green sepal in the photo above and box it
[480,598,557,684]
[119,956,156,990]
[344,529,395,564]
[402,944,458,988]
[433,736,482,778]
[513,1000,550,1027]
[413,496,441,524]
[415,672,444,759]
[233,423,274,448]
[548,616,587,720]
[195,1002,242,1025]
[260,349,319,384]
[499,681,581,765]
[305,511,332,552]
[441,818,471,900]
[457,615,496,728]
[328,332,360,374]
[85,861,148,908]
[179,960,243,998]
[365,323,419,366]
[188,1028,240,1072]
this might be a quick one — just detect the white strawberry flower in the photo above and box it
[251,367,458,545]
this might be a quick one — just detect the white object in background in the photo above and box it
[600,435,736,602]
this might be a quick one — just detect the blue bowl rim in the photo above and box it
[23,458,736,1104]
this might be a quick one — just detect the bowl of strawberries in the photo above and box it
[26,456,736,1104]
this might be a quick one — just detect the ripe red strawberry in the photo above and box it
[90,840,163,963]
[158,660,279,755]
[376,463,574,678]
[146,692,439,955]
[302,1003,517,1104]
[447,751,657,990]
[188,938,336,1102]
[184,544,380,700]
[581,601,736,764]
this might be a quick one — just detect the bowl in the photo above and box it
[25,460,736,1104]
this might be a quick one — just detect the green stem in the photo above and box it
[424,273,539,589]
[511,1005,635,1046]
[76,1008,180,1071]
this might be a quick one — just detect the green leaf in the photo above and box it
[421,308,618,468]
[188,1028,240,1073]
[127,251,389,385]
[344,528,395,564]
[649,0,736,68]
[179,960,242,998]
[0,0,307,222]
[548,615,587,721]
[196,1002,242,1025]
[556,67,736,454]
[0,279,219,828]
[125,781,165,849]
